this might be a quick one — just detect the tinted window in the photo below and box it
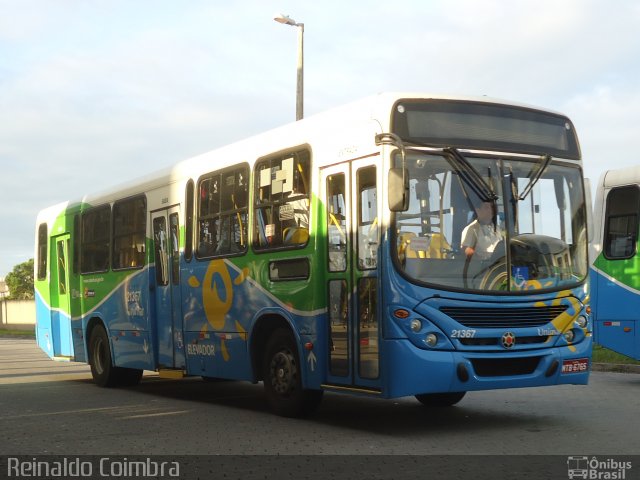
[37,223,47,280]
[604,186,640,259]
[254,150,311,250]
[185,180,194,262]
[197,164,249,258]
[112,196,146,270]
[81,205,111,273]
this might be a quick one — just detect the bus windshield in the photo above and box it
[394,151,588,293]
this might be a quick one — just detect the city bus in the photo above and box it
[591,166,640,360]
[34,93,592,417]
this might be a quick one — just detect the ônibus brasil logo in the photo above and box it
[567,456,632,479]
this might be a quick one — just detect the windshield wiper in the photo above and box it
[374,136,497,202]
[518,154,552,201]
[443,147,498,202]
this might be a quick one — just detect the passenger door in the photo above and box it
[321,158,380,391]
[51,234,73,357]
[152,207,185,369]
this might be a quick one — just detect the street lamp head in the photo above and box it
[274,13,299,27]
[273,13,305,121]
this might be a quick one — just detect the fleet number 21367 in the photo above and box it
[451,329,476,338]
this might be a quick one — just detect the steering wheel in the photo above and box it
[463,254,508,290]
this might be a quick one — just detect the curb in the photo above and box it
[592,362,640,374]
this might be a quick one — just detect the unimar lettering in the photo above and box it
[537,328,558,336]
[187,343,216,356]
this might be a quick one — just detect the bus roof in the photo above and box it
[41,92,574,211]
[600,165,640,189]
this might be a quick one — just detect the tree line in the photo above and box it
[2,259,34,300]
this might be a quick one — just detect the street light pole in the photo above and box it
[274,14,304,121]
[0,277,8,326]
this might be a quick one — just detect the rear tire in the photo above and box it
[89,325,118,387]
[263,328,323,417]
[89,325,142,387]
[415,392,466,407]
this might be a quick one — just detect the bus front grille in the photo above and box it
[459,335,550,347]
[440,305,569,328]
[470,357,542,377]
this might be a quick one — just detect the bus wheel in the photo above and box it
[263,329,323,417]
[415,392,466,407]
[89,325,118,388]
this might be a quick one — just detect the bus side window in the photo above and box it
[604,185,640,259]
[185,179,194,262]
[196,165,249,258]
[37,223,47,280]
[254,149,311,251]
[73,214,80,274]
[112,196,146,270]
[81,205,111,274]
[326,173,347,272]
[357,166,377,270]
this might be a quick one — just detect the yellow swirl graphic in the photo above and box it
[203,260,233,330]
[189,260,249,361]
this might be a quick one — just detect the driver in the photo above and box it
[461,201,502,260]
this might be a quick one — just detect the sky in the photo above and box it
[1,0,639,277]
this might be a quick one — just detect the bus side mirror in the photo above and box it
[389,167,409,212]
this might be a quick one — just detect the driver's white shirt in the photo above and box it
[461,220,502,260]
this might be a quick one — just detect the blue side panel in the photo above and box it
[34,290,73,358]
[591,268,640,360]
[216,333,251,380]
[111,331,154,370]
[35,292,54,358]
[80,269,156,371]
[51,309,73,357]
[71,317,86,362]
[184,331,218,378]
[181,259,323,386]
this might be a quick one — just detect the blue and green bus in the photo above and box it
[591,166,640,360]
[35,93,592,416]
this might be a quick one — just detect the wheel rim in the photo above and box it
[93,337,106,375]
[269,349,297,396]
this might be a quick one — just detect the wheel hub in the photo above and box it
[271,350,297,395]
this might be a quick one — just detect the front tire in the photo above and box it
[415,392,466,407]
[263,329,323,417]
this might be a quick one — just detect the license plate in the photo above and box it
[561,358,589,374]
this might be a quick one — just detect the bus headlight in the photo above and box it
[425,333,438,347]
[563,330,575,343]
[410,319,422,332]
[575,316,588,329]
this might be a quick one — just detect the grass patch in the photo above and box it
[0,328,35,337]
[592,344,640,364]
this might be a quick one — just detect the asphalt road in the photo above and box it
[1,337,638,479]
